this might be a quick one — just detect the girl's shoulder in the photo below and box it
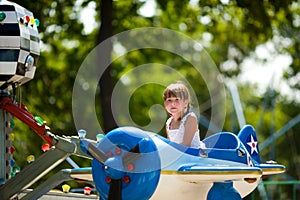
[183,112,197,120]
[181,112,198,124]
[166,116,173,127]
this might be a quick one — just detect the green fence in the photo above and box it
[251,181,300,200]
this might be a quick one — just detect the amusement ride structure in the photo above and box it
[0,1,286,200]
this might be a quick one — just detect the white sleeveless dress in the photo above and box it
[166,112,205,148]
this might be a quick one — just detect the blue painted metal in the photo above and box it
[92,127,161,200]
[238,125,260,164]
[207,182,242,200]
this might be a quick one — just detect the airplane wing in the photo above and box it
[68,165,265,183]
[69,167,93,182]
[166,165,262,183]
[256,163,285,175]
[66,164,285,186]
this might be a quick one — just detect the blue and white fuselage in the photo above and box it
[151,135,260,199]
[78,125,285,200]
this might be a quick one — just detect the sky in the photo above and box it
[238,42,300,103]
[77,0,97,34]
[239,42,293,96]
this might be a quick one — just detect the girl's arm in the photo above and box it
[181,114,198,146]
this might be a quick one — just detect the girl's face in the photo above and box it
[164,97,188,116]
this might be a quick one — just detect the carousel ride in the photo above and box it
[0,1,285,200]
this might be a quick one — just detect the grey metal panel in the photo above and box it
[2,11,17,23]
[24,66,36,79]
[20,26,30,40]
[9,73,23,82]
[30,40,40,54]
[17,49,28,63]
[0,109,5,184]
[29,24,39,37]
[0,109,12,185]
[20,37,30,50]
[0,62,17,74]
[0,36,20,47]
[0,1,40,87]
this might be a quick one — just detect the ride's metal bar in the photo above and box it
[21,169,73,200]
[81,139,107,164]
[0,109,7,185]
[228,83,246,128]
[260,114,300,151]
[66,157,80,168]
[0,147,71,199]
[0,96,54,145]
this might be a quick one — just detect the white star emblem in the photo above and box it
[247,135,258,154]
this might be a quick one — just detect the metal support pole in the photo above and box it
[21,169,73,200]
[260,114,300,151]
[0,109,7,185]
[0,108,13,185]
[227,82,246,129]
[0,147,71,199]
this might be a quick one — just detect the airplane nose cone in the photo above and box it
[104,156,124,179]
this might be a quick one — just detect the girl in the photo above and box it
[163,82,205,148]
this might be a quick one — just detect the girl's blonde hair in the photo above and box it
[163,81,190,102]
[163,82,191,117]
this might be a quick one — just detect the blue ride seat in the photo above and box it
[202,132,248,164]
[202,132,239,149]
[155,134,200,156]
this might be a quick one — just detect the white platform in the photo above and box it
[18,189,98,200]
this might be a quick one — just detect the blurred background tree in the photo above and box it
[9,0,300,199]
